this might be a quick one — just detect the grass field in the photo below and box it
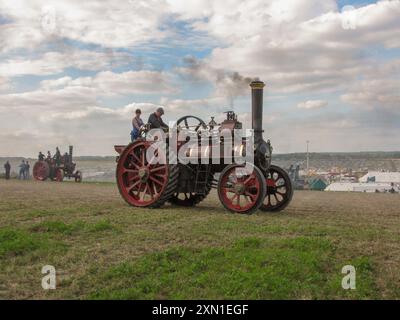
[0,179,399,299]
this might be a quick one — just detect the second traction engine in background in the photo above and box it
[32,146,82,183]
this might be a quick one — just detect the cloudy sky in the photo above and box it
[0,0,399,156]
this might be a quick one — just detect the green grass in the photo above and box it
[89,237,375,299]
[30,219,116,235]
[0,227,66,258]
[30,221,85,235]
[0,180,399,299]
[0,228,42,257]
[86,220,115,232]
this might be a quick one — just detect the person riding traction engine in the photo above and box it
[131,109,144,142]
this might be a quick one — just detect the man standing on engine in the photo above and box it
[55,147,61,166]
[148,107,168,130]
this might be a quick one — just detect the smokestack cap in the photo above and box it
[250,80,265,89]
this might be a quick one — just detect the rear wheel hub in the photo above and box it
[138,167,149,181]
[234,183,246,194]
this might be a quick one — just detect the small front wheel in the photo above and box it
[218,164,266,215]
[260,165,293,212]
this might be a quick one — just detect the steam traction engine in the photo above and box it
[33,146,82,182]
[114,81,293,214]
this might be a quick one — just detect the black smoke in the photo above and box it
[181,56,258,108]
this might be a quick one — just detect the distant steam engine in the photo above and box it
[33,146,82,183]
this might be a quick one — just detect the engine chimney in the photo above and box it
[250,80,265,144]
[69,145,73,160]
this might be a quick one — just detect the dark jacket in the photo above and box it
[148,113,168,129]
[4,162,10,179]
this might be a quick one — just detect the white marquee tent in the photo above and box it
[359,172,400,184]
[325,182,395,193]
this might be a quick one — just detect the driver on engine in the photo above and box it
[148,107,169,131]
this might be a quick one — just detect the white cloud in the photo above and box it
[0,16,46,54]
[342,78,400,109]
[0,0,170,52]
[173,0,338,40]
[1,0,400,155]
[0,86,96,110]
[94,71,177,95]
[0,87,165,156]
[0,68,178,156]
[172,0,400,95]
[297,100,328,110]
[39,70,177,95]
[339,57,400,118]
[0,77,11,92]
[0,50,132,77]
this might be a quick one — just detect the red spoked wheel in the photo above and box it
[53,168,64,182]
[33,161,50,181]
[218,164,266,215]
[260,165,293,212]
[116,141,178,208]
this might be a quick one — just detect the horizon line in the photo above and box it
[1,150,400,159]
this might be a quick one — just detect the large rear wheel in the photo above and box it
[260,165,293,212]
[33,161,50,181]
[116,141,178,208]
[218,164,266,215]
